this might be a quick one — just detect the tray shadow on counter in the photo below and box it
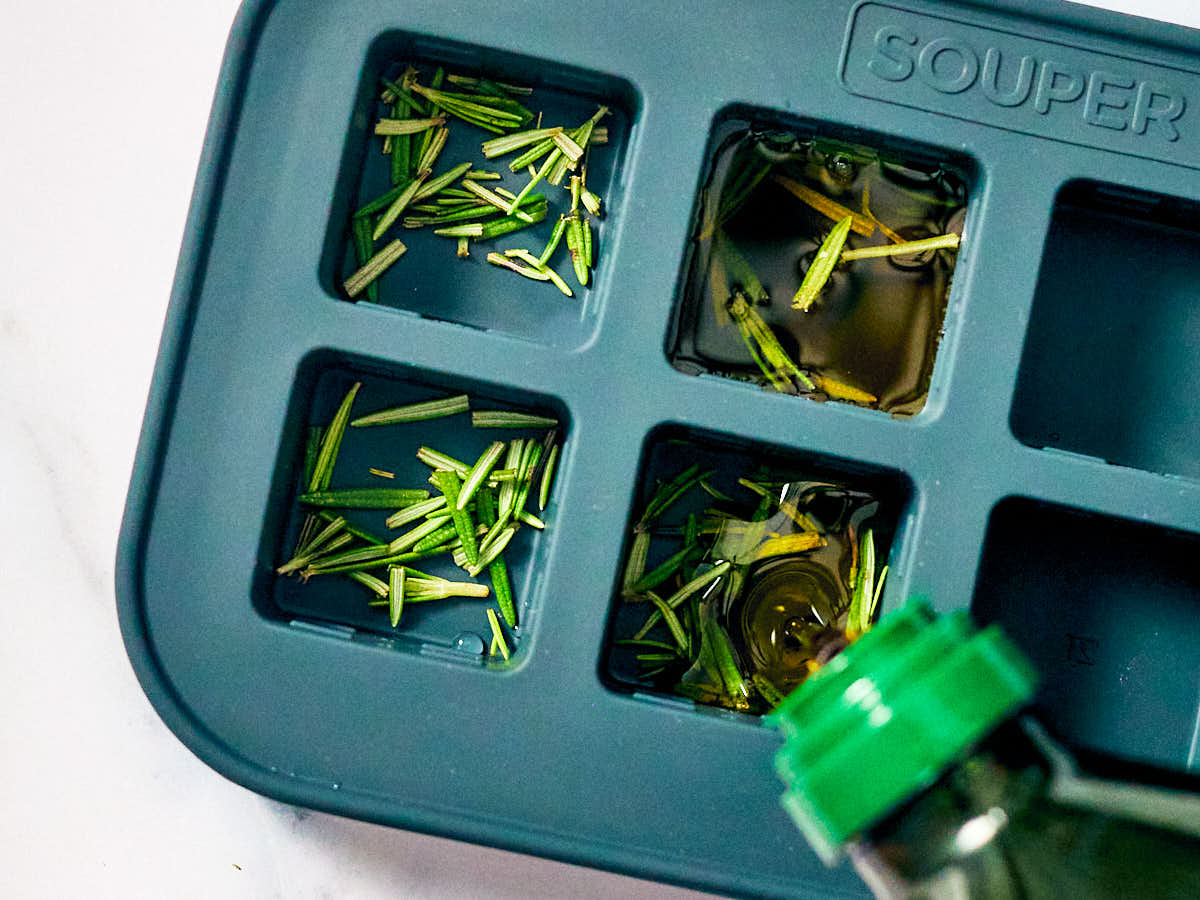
[1012,181,1200,480]
[318,30,637,349]
[254,349,567,665]
[972,497,1200,773]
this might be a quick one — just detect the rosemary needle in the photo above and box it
[839,232,960,261]
[481,126,564,158]
[458,441,506,509]
[412,161,475,203]
[487,252,551,281]
[538,443,559,511]
[388,565,405,627]
[374,116,446,135]
[416,446,471,478]
[351,394,469,427]
[309,382,360,491]
[298,488,430,508]
[461,179,533,222]
[794,215,854,310]
[471,410,558,428]
[372,174,428,240]
[487,608,510,660]
[772,174,875,236]
[344,240,407,298]
[385,495,447,529]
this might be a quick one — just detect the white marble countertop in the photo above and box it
[2,2,1195,898]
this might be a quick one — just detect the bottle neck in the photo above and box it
[849,717,1200,899]
[853,718,1047,887]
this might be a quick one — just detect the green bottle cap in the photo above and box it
[768,603,1038,864]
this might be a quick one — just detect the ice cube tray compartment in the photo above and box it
[1011,181,1200,481]
[319,30,636,348]
[261,351,568,660]
[972,497,1200,772]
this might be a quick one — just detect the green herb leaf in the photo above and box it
[631,545,692,593]
[847,527,876,634]
[349,570,391,598]
[309,382,360,491]
[298,488,430,509]
[538,442,559,511]
[487,607,511,660]
[471,410,558,429]
[344,240,407,297]
[416,446,471,478]
[388,566,406,627]
[384,495,448,529]
[351,394,469,427]
[458,441,506,510]
[374,116,446,135]
[431,470,479,566]
[793,214,853,311]
[481,126,565,159]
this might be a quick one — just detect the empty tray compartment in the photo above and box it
[601,423,911,715]
[321,30,636,349]
[972,497,1200,772]
[259,350,567,663]
[1012,180,1200,480]
[668,105,973,416]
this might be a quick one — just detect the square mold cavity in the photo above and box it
[1012,181,1200,480]
[668,106,972,417]
[320,32,636,349]
[257,350,567,665]
[972,497,1200,772]
[600,423,911,716]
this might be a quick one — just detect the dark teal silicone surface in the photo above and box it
[117,2,1200,898]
